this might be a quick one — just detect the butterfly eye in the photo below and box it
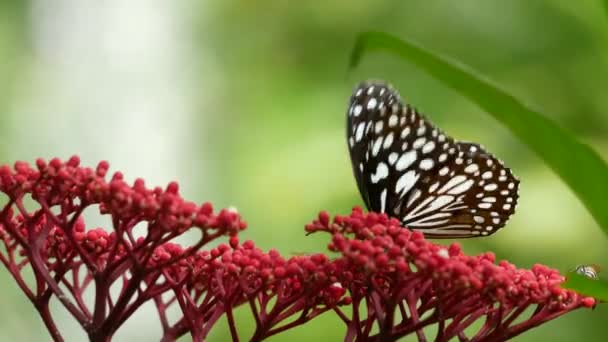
[346,81,519,238]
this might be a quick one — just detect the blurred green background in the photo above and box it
[1,0,608,341]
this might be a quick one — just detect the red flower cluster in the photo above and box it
[0,157,246,341]
[0,157,595,342]
[306,209,595,341]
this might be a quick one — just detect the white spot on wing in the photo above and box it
[404,195,455,222]
[422,141,436,154]
[375,121,383,133]
[355,122,365,142]
[383,132,394,149]
[371,162,389,183]
[484,183,498,191]
[429,181,439,193]
[447,179,474,195]
[438,175,467,194]
[380,188,387,212]
[367,98,377,110]
[464,164,479,174]
[396,151,417,171]
[395,170,419,196]
[388,152,398,165]
[372,136,383,156]
[479,203,492,209]
[419,159,434,170]
[413,137,426,149]
[388,115,398,127]
[417,125,426,136]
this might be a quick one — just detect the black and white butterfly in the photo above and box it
[573,264,600,280]
[347,80,519,238]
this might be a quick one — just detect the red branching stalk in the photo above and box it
[0,157,596,341]
[0,157,246,341]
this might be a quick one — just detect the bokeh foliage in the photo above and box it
[1,0,608,341]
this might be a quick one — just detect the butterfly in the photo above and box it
[346,80,519,238]
[572,264,600,280]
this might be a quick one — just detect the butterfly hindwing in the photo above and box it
[346,81,519,238]
[400,142,519,237]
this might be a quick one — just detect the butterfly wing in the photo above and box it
[346,81,519,238]
[347,81,458,215]
[400,142,519,238]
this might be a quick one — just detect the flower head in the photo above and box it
[307,207,595,341]
[0,157,596,342]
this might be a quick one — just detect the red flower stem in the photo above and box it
[501,304,575,340]
[0,252,35,300]
[380,303,398,342]
[479,306,504,339]
[25,222,90,328]
[482,302,530,340]
[406,292,426,342]
[440,295,483,319]
[225,300,240,342]
[173,288,198,335]
[368,291,384,323]
[336,299,353,324]
[35,297,65,342]
[38,201,97,273]
[273,297,312,322]
[153,296,170,332]
[362,297,375,338]
[341,305,357,342]
[91,276,109,331]
[2,200,30,248]
[264,308,313,339]
[198,306,226,341]
[443,306,486,341]
[59,274,92,318]
[116,274,173,327]
[390,307,442,339]
[162,318,190,342]
[195,290,217,314]
[0,197,14,219]
[90,269,147,341]
[251,295,303,341]
[248,296,263,330]
[432,298,447,342]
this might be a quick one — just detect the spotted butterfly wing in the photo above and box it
[346,81,519,238]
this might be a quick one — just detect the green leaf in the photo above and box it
[563,273,608,302]
[349,31,608,237]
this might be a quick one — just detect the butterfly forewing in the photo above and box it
[346,81,519,238]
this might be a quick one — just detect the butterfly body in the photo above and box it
[347,81,519,238]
